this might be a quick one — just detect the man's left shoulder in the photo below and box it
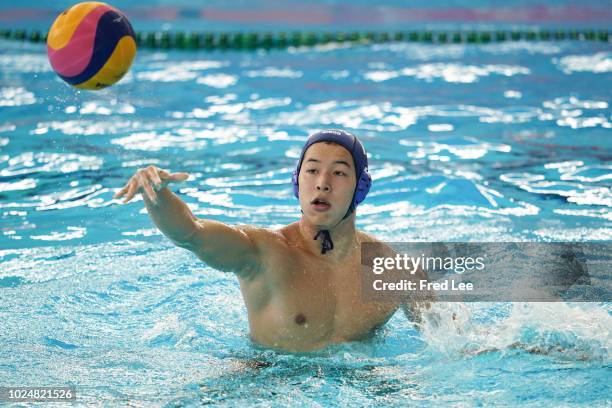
[357,230,379,243]
[357,231,397,257]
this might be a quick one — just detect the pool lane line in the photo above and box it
[1,29,609,50]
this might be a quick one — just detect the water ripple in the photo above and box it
[245,67,303,78]
[64,100,136,116]
[0,53,51,73]
[31,226,86,241]
[364,63,530,83]
[31,119,137,136]
[110,126,253,151]
[0,178,37,192]
[135,60,230,82]
[371,42,564,60]
[555,52,612,74]
[0,152,103,177]
[0,87,36,107]
[196,73,238,88]
[500,169,611,207]
[400,136,511,161]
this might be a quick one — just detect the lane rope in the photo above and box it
[0,28,609,50]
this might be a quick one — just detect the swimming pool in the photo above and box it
[1,1,611,406]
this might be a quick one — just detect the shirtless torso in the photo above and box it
[238,222,399,351]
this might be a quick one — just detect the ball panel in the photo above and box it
[47,1,108,51]
[47,4,115,77]
[57,9,135,86]
[74,35,136,90]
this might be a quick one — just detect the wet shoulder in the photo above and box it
[239,223,292,251]
[357,230,380,244]
[357,230,397,257]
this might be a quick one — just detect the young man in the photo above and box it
[114,129,427,352]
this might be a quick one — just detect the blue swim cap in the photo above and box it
[292,129,372,219]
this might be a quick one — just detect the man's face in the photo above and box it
[298,142,357,227]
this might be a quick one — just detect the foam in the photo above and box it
[419,302,611,362]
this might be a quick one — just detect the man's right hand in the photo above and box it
[113,165,262,278]
[113,166,189,204]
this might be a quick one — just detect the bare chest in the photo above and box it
[241,250,397,349]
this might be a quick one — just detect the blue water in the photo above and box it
[1,2,611,406]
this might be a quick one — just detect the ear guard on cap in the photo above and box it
[292,170,299,198]
[353,167,372,205]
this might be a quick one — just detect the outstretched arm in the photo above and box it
[114,166,261,278]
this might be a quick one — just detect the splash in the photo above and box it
[418,302,611,362]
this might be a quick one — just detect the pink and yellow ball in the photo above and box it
[47,2,137,90]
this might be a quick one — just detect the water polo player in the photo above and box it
[114,129,430,352]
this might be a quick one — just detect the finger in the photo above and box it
[114,177,134,198]
[169,172,190,182]
[152,169,164,188]
[146,167,163,189]
[141,175,158,204]
[123,178,139,203]
[113,183,129,199]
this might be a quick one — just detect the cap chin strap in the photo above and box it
[313,205,354,255]
[314,230,334,254]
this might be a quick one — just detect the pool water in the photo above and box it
[1,4,611,406]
